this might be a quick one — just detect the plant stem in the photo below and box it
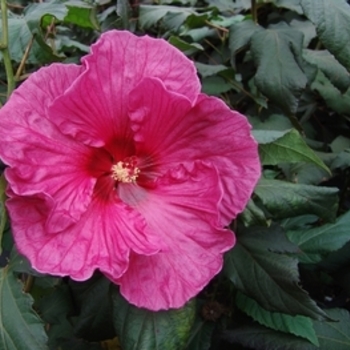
[0,0,15,99]
[251,0,258,24]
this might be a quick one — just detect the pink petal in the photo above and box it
[129,78,261,224]
[7,192,162,280]
[116,161,235,310]
[0,64,97,233]
[49,30,200,147]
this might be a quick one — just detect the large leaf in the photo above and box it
[70,276,114,342]
[138,5,195,29]
[313,308,350,349]
[224,225,329,320]
[253,129,330,173]
[250,25,307,114]
[184,316,215,350]
[112,290,195,350]
[301,0,350,72]
[287,210,350,264]
[254,179,339,222]
[236,292,319,346]
[0,267,48,350]
[303,49,350,92]
[222,324,317,350]
[229,19,262,54]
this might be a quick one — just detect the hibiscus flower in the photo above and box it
[0,30,260,310]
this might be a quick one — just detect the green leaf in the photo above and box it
[239,199,267,227]
[0,267,48,350]
[168,36,203,55]
[311,70,350,116]
[138,5,194,29]
[250,26,307,114]
[195,62,228,78]
[313,308,350,349]
[253,129,330,173]
[301,0,350,73]
[236,292,319,346]
[65,1,100,30]
[224,225,328,320]
[201,76,235,95]
[287,210,350,264]
[117,0,132,29]
[0,15,62,64]
[229,19,262,54]
[222,324,317,350]
[303,49,350,92]
[273,0,304,14]
[185,316,215,350]
[254,179,339,222]
[112,290,195,350]
[71,276,115,342]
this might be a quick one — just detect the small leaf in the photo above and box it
[236,292,319,346]
[65,1,100,30]
[112,290,195,350]
[224,225,329,320]
[313,308,350,349]
[253,129,330,173]
[0,267,48,350]
[287,210,350,264]
[195,62,228,78]
[168,36,203,55]
[251,26,307,114]
[301,0,350,72]
[254,179,339,222]
[185,316,215,350]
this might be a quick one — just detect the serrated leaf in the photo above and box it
[112,290,195,350]
[303,49,350,92]
[224,225,328,320]
[0,267,48,350]
[287,210,350,264]
[138,5,194,29]
[236,292,319,346]
[195,62,227,78]
[313,308,350,349]
[301,0,350,73]
[311,70,350,116]
[273,0,304,13]
[229,19,262,54]
[254,179,339,222]
[239,199,267,227]
[251,26,307,114]
[222,324,317,350]
[253,129,330,173]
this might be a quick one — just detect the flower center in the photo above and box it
[111,158,140,183]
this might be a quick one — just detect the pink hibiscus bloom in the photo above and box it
[0,31,260,310]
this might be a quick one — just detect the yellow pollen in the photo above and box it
[111,161,140,183]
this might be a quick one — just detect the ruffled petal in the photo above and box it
[49,30,200,147]
[7,192,162,281]
[0,64,96,233]
[129,79,260,223]
[116,161,235,310]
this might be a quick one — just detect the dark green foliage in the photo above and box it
[1,0,350,349]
